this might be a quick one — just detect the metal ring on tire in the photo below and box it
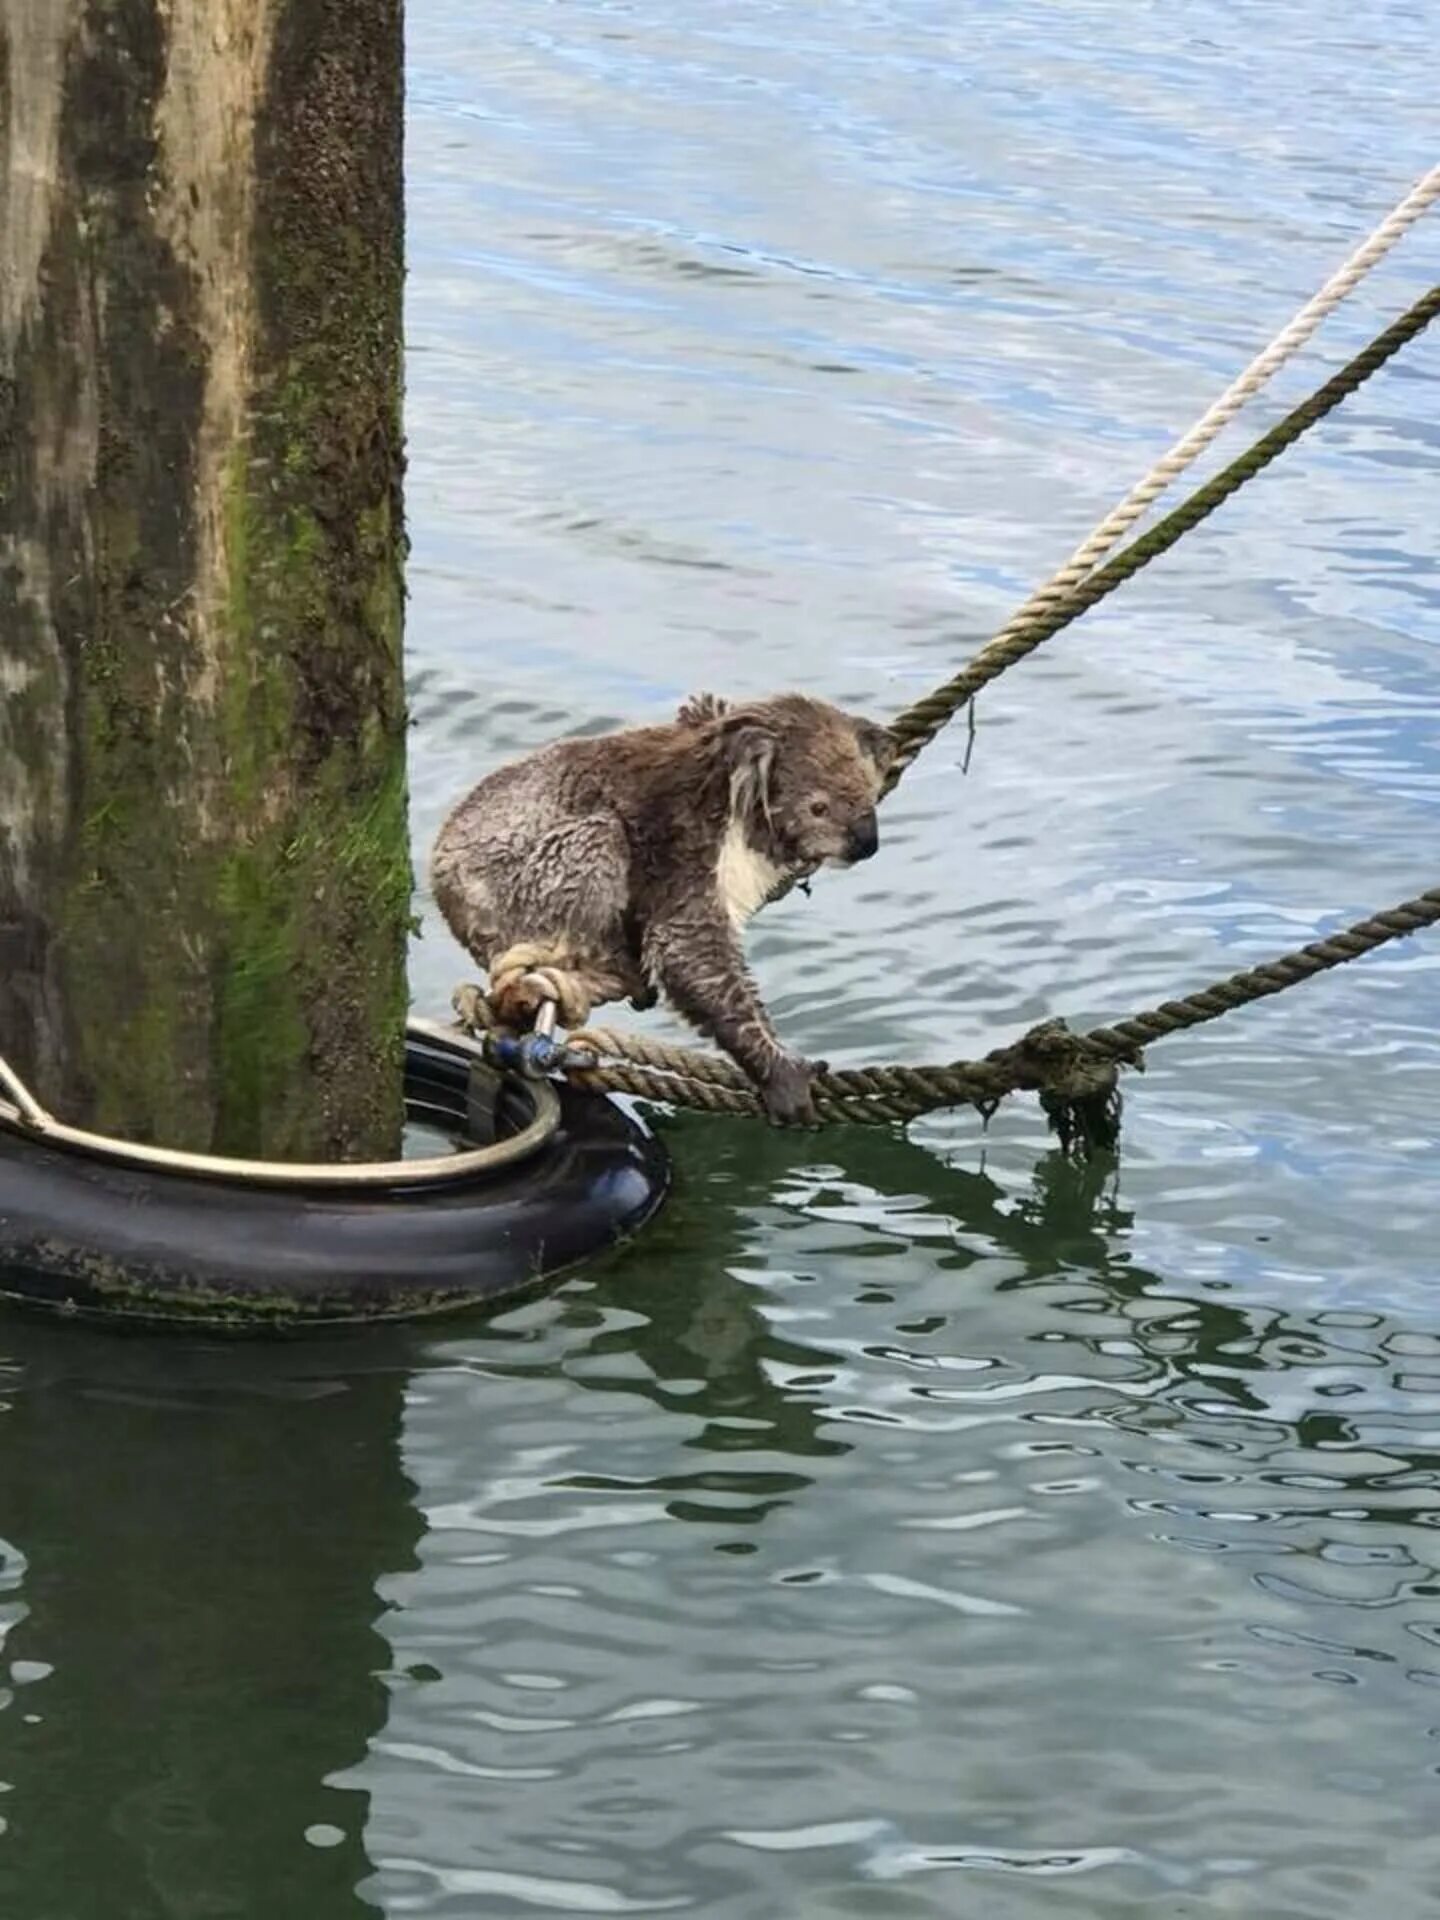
[0,1019,558,1190]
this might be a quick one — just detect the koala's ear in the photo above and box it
[855,718,898,772]
[720,717,777,822]
[677,691,729,728]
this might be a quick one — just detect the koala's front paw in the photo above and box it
[761,1053,827,1128]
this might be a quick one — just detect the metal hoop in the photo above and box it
[0,1019,560,1191]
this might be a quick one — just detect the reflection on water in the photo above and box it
[3,1128,1440,1915]
[0,1332,420,1920]
[3,0,1440,1912]
[354,1127,1440,1918]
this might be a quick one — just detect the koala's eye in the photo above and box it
[809,798,830,819]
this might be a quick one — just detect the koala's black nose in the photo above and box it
[846,810,879,863]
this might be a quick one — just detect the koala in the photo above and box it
[430,692,896,1124]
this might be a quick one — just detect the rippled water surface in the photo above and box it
[4,3,1440,1915]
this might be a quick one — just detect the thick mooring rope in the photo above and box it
[882,164,1440,785]
[884,281,1440,786]
[556,885,1440,1151]
[1036,166,1440,595]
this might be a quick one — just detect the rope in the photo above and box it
[551,882,1440,1151]
[1046,165,1440,593]
[884,282,1440,785]
[881,168,1440,786]
[479,941,596,1030]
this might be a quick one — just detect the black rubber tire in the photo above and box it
[0,1035,669,1330]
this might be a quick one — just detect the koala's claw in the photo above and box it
[762,1054,825,1128]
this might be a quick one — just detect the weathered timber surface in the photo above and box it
[0,0,410,1158]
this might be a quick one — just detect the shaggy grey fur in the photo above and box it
[432,693,894,1123]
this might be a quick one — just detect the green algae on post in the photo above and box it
[0,0,409,1160]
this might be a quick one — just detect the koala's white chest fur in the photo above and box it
[716,820,784,929]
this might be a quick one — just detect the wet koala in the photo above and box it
[430,692,896,1123]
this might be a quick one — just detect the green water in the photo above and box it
[4,0,1440,1913]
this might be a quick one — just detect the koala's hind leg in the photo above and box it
[488,813,641,1026]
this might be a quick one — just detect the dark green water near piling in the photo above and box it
[4,1,1440,1914]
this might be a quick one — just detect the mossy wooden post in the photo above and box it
[0,0,410,1159]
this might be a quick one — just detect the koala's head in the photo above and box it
[687,692,896,872]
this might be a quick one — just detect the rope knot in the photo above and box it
[1006,1018,1134,1157]
[451,942,595,1038]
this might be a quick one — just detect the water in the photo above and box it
[3,3,1439,1914]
